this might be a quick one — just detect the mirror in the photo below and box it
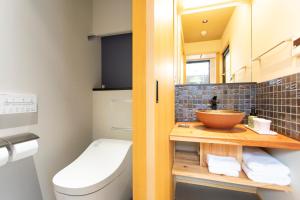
[175,0,252,84]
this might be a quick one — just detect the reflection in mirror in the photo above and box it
[174,0,252,84]
[186,60,210,84]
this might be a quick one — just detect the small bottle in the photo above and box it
[248,107,257,128]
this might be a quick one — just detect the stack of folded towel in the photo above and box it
[242,147,291,186]
[207,154,241,177]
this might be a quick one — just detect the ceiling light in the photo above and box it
[202,19,208,23]
[201,30,208,37]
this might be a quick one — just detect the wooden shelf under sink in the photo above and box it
[170,123,299,192]
[170,122,300,150]
[173,151,292,192]
[174,151,200,165]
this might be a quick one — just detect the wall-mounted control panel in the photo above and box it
[0,93,37,115]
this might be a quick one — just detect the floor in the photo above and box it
[175,183,260,200]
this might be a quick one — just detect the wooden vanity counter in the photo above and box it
[170,122,300,192]
[170,122,300,150]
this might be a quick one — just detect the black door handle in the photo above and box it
[156,80,159,103]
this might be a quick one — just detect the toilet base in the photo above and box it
[55,164,132,200]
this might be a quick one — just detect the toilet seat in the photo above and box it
[53,139,132,196]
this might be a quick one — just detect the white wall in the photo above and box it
[184,40,221,55]
[252,0,300,82]
[0,158,42,200]
[251,1,300,200]
[93,0,132,36]
[258,150,300,200]
[221,4,252,82]
[184,4,252,83]
[174,4,185,84]
[209,58,217,83]
[0,0,100,199]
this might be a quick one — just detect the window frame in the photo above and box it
[222,45,230,83]
[185,59,211,84]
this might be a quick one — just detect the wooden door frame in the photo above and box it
[133,0,175,200]
[132,0,148,199]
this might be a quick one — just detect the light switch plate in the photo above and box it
[0,93,38,115]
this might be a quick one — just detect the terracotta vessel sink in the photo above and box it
[196,110,245,129]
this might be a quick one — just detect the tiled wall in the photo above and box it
[256,73,300,140]
[175,83,257,122]
[175,73,300,141]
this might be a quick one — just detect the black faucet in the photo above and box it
[210,96,218,110]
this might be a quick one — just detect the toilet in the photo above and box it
[52,139,132,200]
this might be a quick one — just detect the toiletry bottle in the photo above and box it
[248,107,257,128]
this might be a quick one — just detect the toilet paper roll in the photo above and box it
[0,147,9,167]
[11,140,38,162]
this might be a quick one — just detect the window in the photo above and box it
[222,46,230,83]
[101,33,132,89]
[186,60,210,84]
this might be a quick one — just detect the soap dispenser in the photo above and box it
[248,107,257,128]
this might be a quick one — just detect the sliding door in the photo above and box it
[133,0,175,199]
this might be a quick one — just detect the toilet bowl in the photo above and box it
[53,139,132,200]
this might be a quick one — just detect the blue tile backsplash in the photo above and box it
[175,73,300,141]
[175,83,257,123]
[256,73,300,140]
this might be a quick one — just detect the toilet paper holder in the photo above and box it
[0,139,9,148]
[0,133,39,165]
[2,133,39,162]
[2,133,39,146]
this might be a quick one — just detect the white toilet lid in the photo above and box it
[53,139,132,196]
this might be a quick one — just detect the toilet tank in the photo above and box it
[93,90,132,140]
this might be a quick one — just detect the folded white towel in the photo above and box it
[207,154,241,171]
[242,163,291,186]
[208,165,240,177]
[243,147,290,176]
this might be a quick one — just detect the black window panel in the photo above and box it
[101,33,132,89]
